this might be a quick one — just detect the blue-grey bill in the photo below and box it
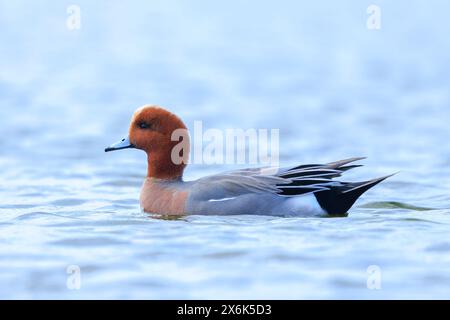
[105,136,135,152]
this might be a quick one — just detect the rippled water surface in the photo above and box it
[1,1,450,299]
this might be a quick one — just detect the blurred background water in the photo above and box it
[1,0,450,299]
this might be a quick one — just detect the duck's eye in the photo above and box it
[138,122,151,129]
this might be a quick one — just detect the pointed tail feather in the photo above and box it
[342,173,397,194]
[338,164,364,172]
[314,173,396,215]
[326,157,366,169]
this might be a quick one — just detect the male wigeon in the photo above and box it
[105,105,393,217]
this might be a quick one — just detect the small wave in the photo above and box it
[14,211,80,221]
[49,237,128,247]
[426,242,450,252]
[95,180,141,187]
[50,198,87,206]
[359,201,434,211]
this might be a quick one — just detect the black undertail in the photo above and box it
[314,175,393,215]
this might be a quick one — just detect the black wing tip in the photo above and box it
[281,157,367,179]
[326,156,367,168]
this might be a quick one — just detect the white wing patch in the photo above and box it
[208,197,237,202]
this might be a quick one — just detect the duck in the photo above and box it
[105,105,393,217]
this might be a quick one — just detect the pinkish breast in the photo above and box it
[140,179,188,215]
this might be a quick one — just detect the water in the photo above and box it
[1,0,450,299]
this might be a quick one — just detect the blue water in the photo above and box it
[1,0,450,299]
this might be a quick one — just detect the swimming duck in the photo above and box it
[105,105,392,216]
